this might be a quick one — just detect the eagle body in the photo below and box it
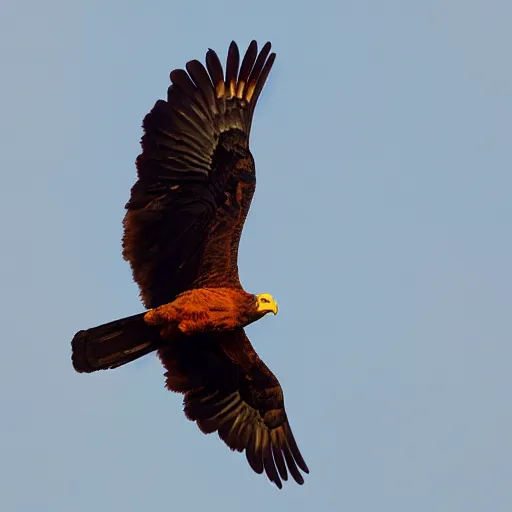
[71,41,308,489]
[145,287,275,336]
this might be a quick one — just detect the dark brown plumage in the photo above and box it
[71,41,308,489]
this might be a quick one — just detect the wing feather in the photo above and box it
[237,40,258,97]
[123,41,276,308]
[158,329,308,489]
[225,41,240,99]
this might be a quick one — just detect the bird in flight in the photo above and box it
[71,40,308,489]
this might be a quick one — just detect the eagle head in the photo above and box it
[255,293,278,316]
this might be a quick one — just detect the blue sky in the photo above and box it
[2,1,511,510]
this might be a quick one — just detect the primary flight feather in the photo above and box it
[71,40,308,489]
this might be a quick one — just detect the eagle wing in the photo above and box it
[158,328,309,489]
[123,41,276,308]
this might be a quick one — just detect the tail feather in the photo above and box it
[71,313,164,373]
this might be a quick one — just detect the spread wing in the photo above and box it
[123,41,276,308]
[158,329,309,489]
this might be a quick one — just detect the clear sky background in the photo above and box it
[1,1,511,510]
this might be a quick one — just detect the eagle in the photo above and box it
[71,40,309,489]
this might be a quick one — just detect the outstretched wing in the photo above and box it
[123,41,276,308]
[158,329,309,489]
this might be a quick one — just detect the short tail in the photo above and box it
[71,313,165,373]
